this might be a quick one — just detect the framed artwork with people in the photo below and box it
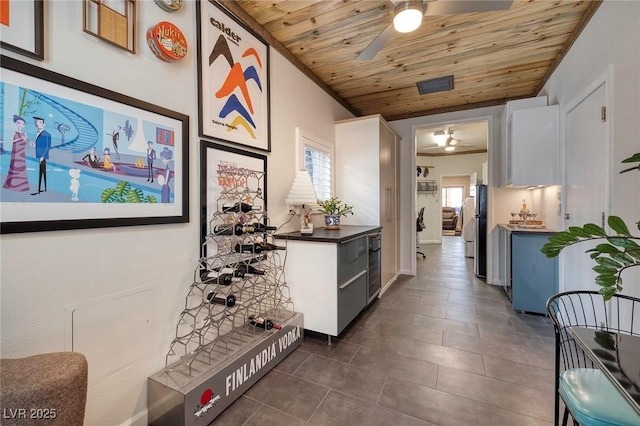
[0,56,190,234]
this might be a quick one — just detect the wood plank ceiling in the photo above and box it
[222,0,600,121]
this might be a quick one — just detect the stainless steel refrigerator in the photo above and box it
[474,184,487,278]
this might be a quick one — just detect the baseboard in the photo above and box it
[118,410,147,426]
[380,271,400,296]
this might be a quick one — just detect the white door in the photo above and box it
[563,80,609,292]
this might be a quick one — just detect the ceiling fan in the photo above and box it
[357,0,513,60]
[422,128,470,152]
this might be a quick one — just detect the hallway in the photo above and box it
[214,236,556,425]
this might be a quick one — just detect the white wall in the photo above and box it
[0,2,352,425]
[537,0,640,297]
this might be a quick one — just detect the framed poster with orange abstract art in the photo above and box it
[0,0,44,60]
[197,0,270,152]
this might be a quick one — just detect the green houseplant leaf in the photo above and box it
[609,216,631,235]
[542,215,639,300]
[317,197,354,217]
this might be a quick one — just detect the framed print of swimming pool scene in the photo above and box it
[0,56,190,234]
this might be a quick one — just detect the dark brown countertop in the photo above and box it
[274,225,381,243]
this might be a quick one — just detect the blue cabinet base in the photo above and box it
[511,233,558,314]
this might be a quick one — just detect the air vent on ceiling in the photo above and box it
[416,76,454,95]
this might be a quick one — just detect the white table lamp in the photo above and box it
[285,170,318,234]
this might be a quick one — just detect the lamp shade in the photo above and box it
[393,2,423,33]
[285,170,318,206]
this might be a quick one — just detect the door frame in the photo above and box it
[559,66,613,291]
[410,116,493,276]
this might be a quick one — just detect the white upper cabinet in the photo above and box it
[510,105,560,186]
[500,96,559,187]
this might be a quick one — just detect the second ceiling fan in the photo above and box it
[357,0,514,60]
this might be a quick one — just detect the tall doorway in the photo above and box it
[414,120,489,248]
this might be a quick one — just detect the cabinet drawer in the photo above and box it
[337,270,367,334]
[337,236,367,285]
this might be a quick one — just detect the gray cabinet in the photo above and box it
[337,237,368,333]
[275,227,377,338]
[511,233,559,314]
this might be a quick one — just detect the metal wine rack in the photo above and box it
[161,168,296,385]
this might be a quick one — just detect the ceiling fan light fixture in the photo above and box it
[445,145,456,152]
[393,2,423,33]
[448,137,458,146]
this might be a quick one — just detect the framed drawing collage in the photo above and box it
[0,1,271,234]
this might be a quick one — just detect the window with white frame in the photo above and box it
[441,186,464,210]
[297,128,332,201]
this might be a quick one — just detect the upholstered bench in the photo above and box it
[0,352,88,425]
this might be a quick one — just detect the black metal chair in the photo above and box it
[546,290,640,426]
[416,207,426,259]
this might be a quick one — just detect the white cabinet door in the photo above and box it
[501,96,548,186]
[511,105,560,186]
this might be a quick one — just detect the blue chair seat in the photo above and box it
[560,368,640,426]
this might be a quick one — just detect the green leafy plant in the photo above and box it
[101,181,157,203]
[542,152,640,300]
[541,216,640,300]
[620,152,640,174]
[317,197,354,217]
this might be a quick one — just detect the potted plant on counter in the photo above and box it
[318,197,354,230]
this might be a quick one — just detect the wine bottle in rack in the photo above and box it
[244,222,277,233]
[236,263,266,275]
[234,242,286,254]
[212,224,245,235]
[221,202,254,213]
[213,223,277,236]
[248,315,281,330]
[206,293,238,307]
[212,267,245,278]
[201,273,236,286]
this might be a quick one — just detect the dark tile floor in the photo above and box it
[213,236,556,425]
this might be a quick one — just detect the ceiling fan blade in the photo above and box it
[356,22,395,60]
[424,0,513,16]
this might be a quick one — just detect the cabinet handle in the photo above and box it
[339,270,367,290]
[385,187,392,220]
[340,236,364,245]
